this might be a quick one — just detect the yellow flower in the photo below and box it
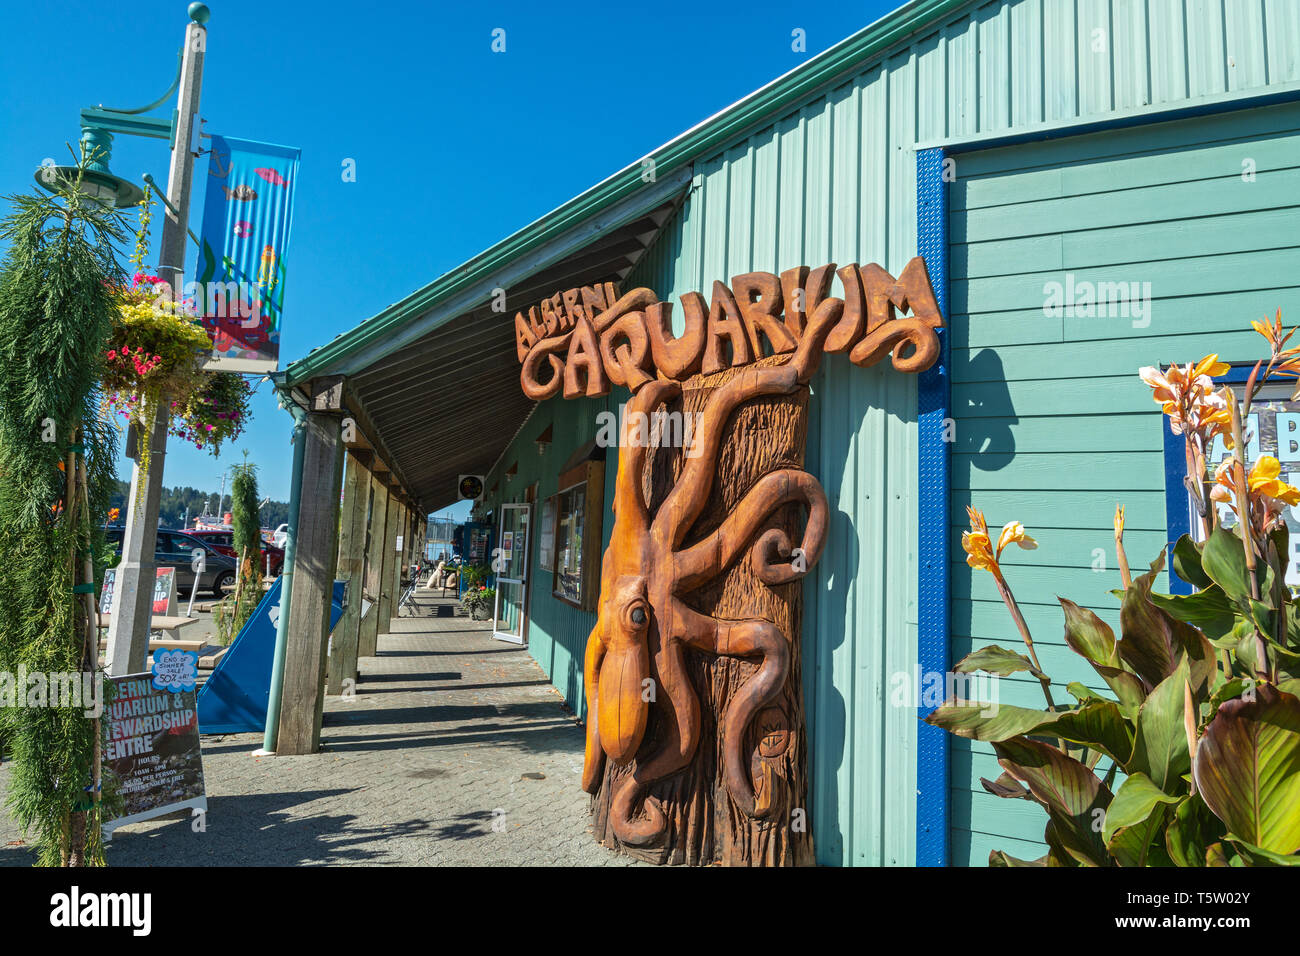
[1191,354,1230,379]
[962,530,996,573]
[1248,456,1300,507]
[995,521,1037,558]
[962,507,996,573]
[1113,504,1125,535]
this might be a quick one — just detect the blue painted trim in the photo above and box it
[1163,365,1254,594]
[915,146,950,867]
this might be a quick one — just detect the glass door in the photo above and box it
[492,503,530,644]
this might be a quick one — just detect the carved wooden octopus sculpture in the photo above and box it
[579,289,889,847]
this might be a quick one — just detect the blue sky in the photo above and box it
[0,0,893,520]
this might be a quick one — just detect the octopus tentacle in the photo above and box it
[609,620,699,845]
[671,469,828,593]
[613,380,681,527]
[652,364,800,549]
[676,603,789,818]
[581,619,607,794]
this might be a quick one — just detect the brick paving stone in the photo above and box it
[0,592,640,867]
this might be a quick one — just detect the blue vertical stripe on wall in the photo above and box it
[915,146,950,867]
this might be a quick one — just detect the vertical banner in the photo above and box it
[193,134,300,372]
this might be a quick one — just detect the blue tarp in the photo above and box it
[197,579,345,735]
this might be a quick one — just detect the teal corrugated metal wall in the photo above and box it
[481,0,1297,865]
[948,100,1300,864]
[483,393,615,720]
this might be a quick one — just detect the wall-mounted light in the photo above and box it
[505,462,518,484]
[535,424,553,456]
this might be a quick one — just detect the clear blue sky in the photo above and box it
[0,0,893,519]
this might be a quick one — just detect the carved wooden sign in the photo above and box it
[514,257,944,866]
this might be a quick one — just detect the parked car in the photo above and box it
[104,526,239,597]
[187,528,285,576]
[271,523,289,549]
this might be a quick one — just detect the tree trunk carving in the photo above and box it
[515,260,944,866]
[590,357,814,864]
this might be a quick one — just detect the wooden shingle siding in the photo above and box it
[947,100,1300,863]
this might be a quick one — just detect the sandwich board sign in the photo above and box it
[100,567,177,617]
[102,670,207,840]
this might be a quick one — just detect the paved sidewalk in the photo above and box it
[0,592,637,866]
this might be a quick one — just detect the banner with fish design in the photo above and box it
[192,134,300,371]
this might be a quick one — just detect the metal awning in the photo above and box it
[283,166,691,511]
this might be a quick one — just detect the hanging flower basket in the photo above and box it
[170,370,252,453]
[104,272,252,465]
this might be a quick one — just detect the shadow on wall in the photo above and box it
[949,345,1019,853]
[953,348,1018,474]
[801,367,888,866]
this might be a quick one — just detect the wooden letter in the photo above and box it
[702,281,752,374]
[645,298,705,380]
[564,316,611,398]
[732,271,795,357]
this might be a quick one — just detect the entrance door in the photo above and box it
[492,503,530,644]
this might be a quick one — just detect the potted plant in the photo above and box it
[460,585,495,621]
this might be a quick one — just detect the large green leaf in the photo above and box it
[1148,585,1234,640]
[1103,772,1182,843]
[954,644,1040,677]
[1193,684,1300,855]
[1129,657,1192,791]
[1202,524,1275,618]
[994,737,1112,866]
[1059,598,1146,716]
[1223,835,1300,866]
[1102,772,1182,865]
[1165,795,1225,868]
[1049,699,1134,766]
[1118,552,1206,690]
[923,701,1053,741]
[1171,533,1212,590]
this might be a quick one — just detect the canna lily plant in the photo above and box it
[927,314,1300,867]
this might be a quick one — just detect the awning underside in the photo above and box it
[348,200,680,510]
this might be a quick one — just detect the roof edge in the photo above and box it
[284,0,969,387]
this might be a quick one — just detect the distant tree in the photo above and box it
[108,477,287,531]
[215,458,262,645]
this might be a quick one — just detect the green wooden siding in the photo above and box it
[948,100,1300,865]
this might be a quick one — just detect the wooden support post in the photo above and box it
[357,476,388,658]
[377,497,401,636]
[327,449,369,696]
[276,387,344,756]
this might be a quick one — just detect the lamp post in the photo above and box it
[38,3,211,675]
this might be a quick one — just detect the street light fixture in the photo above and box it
[31,7,211,209]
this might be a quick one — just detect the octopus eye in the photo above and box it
[630,606,646,625]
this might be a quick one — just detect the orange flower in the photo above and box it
[1252,308,1296,355]
[1138,356,1231,442]
[961,507,996,573]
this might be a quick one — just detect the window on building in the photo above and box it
[550,451,604,611]
[553,483,585,604]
